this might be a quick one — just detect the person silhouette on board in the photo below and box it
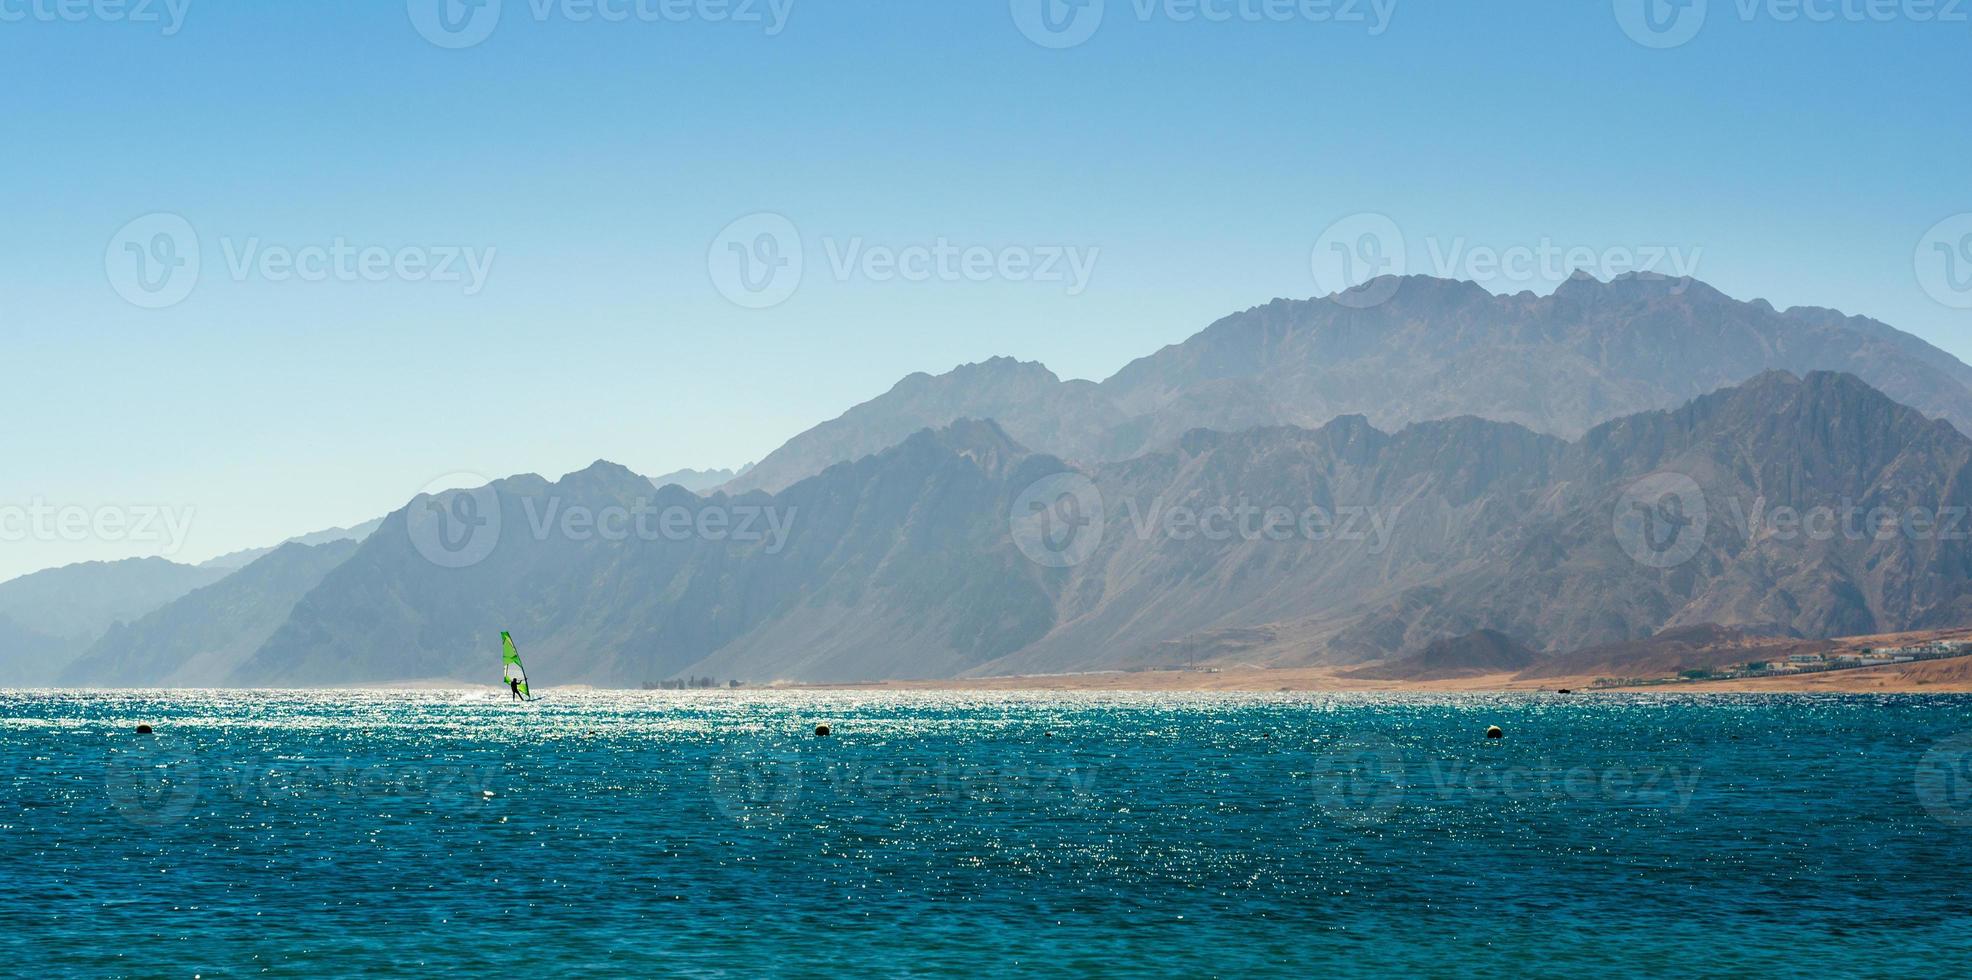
[508,676,523,701]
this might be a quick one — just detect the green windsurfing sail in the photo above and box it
[501,631,536,700]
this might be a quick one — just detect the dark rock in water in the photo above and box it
[1485,725,1504,739]
[814,724,831,738]
[134,724,154,735]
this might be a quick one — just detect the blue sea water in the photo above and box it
[6,691,1972,977]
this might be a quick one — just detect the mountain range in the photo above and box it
[650,464,755,494]
[199,519,382,571]
[14,273,1972,686]
[0,558,231,684]
[725,273,1972,493]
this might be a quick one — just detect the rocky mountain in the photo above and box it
[724,357,1123,494]
[201,518,384,571]
[977,370,1972,675]
[54,371,1972,687]
[722,275,1972,495]
[63,540,362,687]
[0,614,65,688]
[650,464,754,494]
[1102,273,1972,440]
[232,420,1057,687]
[0,558,233,683]
[1343,629,1541,680]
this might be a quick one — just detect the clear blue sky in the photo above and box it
[2,0,1968,580]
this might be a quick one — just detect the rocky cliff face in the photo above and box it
[187,372,1972,686]
[716,275,1972,497]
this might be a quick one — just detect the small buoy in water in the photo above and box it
[814,724,832,738]
[134,724,154,735]
[1485,725,1504,739]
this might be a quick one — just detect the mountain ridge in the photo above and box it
[722,274,1972,498]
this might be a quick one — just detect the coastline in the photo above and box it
[791,660,1972,694]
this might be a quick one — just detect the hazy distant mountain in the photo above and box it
[978,370,1972,675]
[234,420,1056,686]
[0,614,65,688]
[1421,369,1972,652]
[725,275,1972,494]
[201,518,384,570]
[1343,629,1541,680]
[1103,272,1972,439]
[650,463,754,494]
[63,540,361,687]
[187,371,1971,686]
[0,558,232,682]
[723,357,1125,493]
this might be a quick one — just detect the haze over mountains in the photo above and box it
[650,464,755,494]
[729,273,1972,493]
[16,274,1972,686]
[199,519,382,571]
[0,559,231,684]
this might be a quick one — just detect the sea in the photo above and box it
[6,690,1972,977]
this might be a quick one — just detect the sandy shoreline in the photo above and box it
[792,660,1972,694]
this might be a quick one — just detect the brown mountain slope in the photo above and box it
[726,274,1972,497]
[1344,629,1541,680]
[977,371,1972,676]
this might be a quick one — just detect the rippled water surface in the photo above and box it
[7,690,1972,976]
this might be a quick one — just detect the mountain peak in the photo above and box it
[893,357,1061,393]
[551,460,650,496]
[902,417,1029,461]
[1326,274,1493,309]
[1550,269,1718,304]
